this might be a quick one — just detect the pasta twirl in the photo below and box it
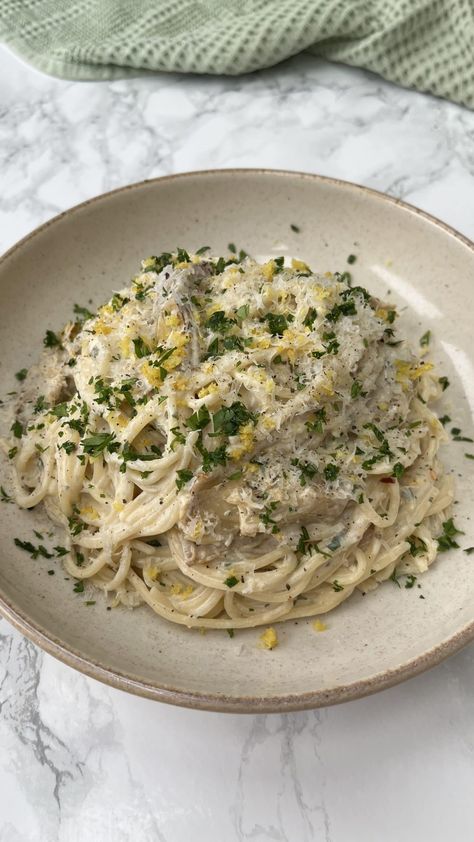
[3,249,452,629]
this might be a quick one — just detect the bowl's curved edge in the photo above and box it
[1,584,473,713]
[1,167,474,712]
[1,168,474,267]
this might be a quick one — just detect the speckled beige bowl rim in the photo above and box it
[1,168,473,714]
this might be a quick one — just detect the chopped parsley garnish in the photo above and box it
[224,576,239,588]
[334,271,352,286]
[134,281,153,301]
[151,346,176,370]
[223,335,245,352]
[133,336,153,358]
[407,535,427,557]
[73,580,84,594]
[437,518,464,552]
[235,304,249,321]
[43,329,62,349]
[364,422,384,442]
[464,547,474,555]
[439,415,451,426]
[81,432,118,456]
[170,427,186,447]
[14,538,53,558]
[323,463,339,482]
[73,303,94,322]
[205,311,236,333]
[326,298,357,323]
[305,408,327,434]
[405,574,417,589]
[386,310,396,324]
[228,470,243,481]
[361,424,392,469]
[206,337,220,357]
[212,402,257,437]
[392,462,405,479]
[119,442,161,472]
[290,223,300,233]
[361,453,382,470]
[332,580,344,592]
[296,526,310,555]
[214,257,226,274]
[110,293,130,311]
[259,501,279,533]
[342,285,370,303]
[15,368,28,381]
[8,446,18,459]
[185,406,210,431]
[350,380,365,399]
[49,402,69,419]
[142,252,172,274]
[322,331,339,355]
[196,436,227,472]
[11,420,23,439]
[68,513,85,536]
[67,417,86,435]
[438,376,450,391]
[1,486,12,503]
[227,628,235,638]
[176,247,190,263]
[465,453,474,460]
[389,568,401,587]
[450,427,473,442]
[91,377,114,407]
[292,458,317,486]
[296,525,331,557]
[227,242,237,253]
[195,245,210,255]
[264,312,292,337]
[303,307,317,329]
[54,546,68,556]
[117,378,138,408]
[347,254,357,264]
[420,330,431,347]
[14,538,36,555]
[34,395,47,413]
[176,469,194,491]
[312,332,340,358]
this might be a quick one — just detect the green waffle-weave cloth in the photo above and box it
[1,0,473,107]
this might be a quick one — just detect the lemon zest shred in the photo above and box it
[260,627,278,650]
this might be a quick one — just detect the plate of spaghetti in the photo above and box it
[0,170,473,711]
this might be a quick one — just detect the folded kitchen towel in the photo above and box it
[1,0,473,108]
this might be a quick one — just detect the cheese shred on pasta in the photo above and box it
[3,250,453,630]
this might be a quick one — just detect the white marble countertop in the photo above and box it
[1,44,474,842]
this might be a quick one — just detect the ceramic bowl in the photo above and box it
[0,170,473,712]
